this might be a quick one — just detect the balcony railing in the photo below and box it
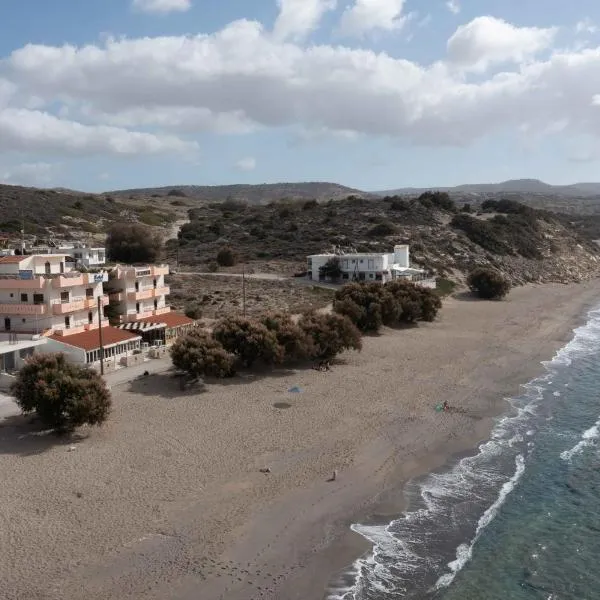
[126,286,170,301]
[0,303,47,315]
[51,295,108,315]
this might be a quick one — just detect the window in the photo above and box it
[20,293,28,302]
[33,294,44,305]
[154,299,158,310]
[85,288,94,298]
[60,291,69,303]
[342,273,349,280]
[4,318,10,331]
[88,311,93,324]
[136,302,140,314]
[368,259,374,270]
[44,262,51,275]
[153,279,157,289]
[59,262,65,274]
[64,316,71,329]
[135,282,140,292]
[342,260,349,269]
[369,273,374,279]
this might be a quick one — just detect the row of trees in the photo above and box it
[171,312,363,379]
[333,280,442,333]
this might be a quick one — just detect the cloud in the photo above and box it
[446,0,460,15]
[235,157,257,172]
[132,0,191,14]
[447,16,556,72]
[0,162,58,186]
[576,18,598,35]
[0,108,197,155]
[339,0,408,37]
[5,16,600,151]
[273,0,336,41]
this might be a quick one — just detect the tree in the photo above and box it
[298,312,362,360]
[385,280,442,323]
[367,222,398,237]
[171,330,235,379]
[319,257,343,282]
[106,223,163,264]
[260,313,314,362]
[184,303,202,320]
[213,316,284,367]
[11,354,111,432]
[216,247,237,267]
[467,267,511,300]
[334,283,400,333]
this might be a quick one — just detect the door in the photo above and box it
[4,352,15,372]
[4,318,10,331]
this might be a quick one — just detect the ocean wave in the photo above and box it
[433,454,526,590]
[328,304,600,600]
[560,417,600,462]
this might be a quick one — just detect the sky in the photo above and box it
[2,0,600,192]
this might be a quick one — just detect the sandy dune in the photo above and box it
[1,282,599,600]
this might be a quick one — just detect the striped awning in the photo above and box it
[117,321,166,332]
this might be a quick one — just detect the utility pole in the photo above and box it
[242,263,246,317]
[97,296,105,375]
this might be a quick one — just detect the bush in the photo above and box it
[216,247,237,267]
[167,189,187,197]
[333,283,400,333]
[367,222,398,237]
[213,316,284,367]
[418,191,456,212]
[319,257,343,282]
[207,261,219,272]
[260,313,314,362]
[298,313,362,360]
[11,354,111,432]
[106,223,163,263]
[184,303,202,320]
[334,280,441,331]
[467,267,511,300]
[303,199,318,210]
[171,330,235,378]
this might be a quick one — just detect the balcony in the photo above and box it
[126,286,170,301]
[83,296,109,310]
[0,303,47,315]
[52,274,84,289]
[152,286,170,297]
[150,265,169,277]
[152,307,171,316]
[109,292,125,303]
[52,299,86,315]
[0,277,45,290]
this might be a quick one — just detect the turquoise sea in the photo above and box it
[328,305,600,600]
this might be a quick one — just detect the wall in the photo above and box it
[43,339,87,364]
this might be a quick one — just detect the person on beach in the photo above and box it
[443,400,450,412]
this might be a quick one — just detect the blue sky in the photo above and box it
[1,0,600,192]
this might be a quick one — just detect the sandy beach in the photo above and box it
[2,281,600,600]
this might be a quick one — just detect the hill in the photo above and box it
[172,194,600,285]
[0,184,177,242]
[107,182,373,204]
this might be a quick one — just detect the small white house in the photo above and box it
[307,245,436,288]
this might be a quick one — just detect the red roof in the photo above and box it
[49,327,140,352]
[0,256,24,264]
[138,312,195,328]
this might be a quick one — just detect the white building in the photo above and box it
[307,245,436,288]
[0,332,48,390]
[0,254,109,336]
[105,264,171,323]
[26,244,106,269]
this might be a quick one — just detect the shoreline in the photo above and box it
[1,281,599,600]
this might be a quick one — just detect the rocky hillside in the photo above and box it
[108,182,373,205]
[0,184,177,242]
[173,194,600,285]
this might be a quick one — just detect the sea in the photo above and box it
[327,305,600,600]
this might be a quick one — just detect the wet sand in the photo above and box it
[1,282,599,600]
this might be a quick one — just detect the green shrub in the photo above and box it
[184,303,202,320]
[319,257,343,282]
[467,267,511,300]
[302,199,318,210]
[171,330,235,378]
[12,354,111,432]
[213,316,284,367]
[298,312,362,360]
[260,313,314,362]
[216,247,237,267]
[367,222,398,237]
[106,223,163,263]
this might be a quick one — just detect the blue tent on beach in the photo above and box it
[288,386,303,393]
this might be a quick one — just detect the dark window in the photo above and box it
[153,279,157,288]
[88,311,93,324]
[4,318,10,331]
[20,293,27,302]
[59,262,65,274]
[135,282,140,292]
[85,288,94,298]
[64,316,71,329]
[44,262,51,275]
[136,302,140,313]
[33,294,44,304]
[154,299,158,309]
[60,291,69,303]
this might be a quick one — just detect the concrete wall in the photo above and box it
[43,339,87,364]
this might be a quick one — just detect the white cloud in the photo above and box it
[5,16,600,153]
[447,16,556,72]
[235,157,257,171]
[0,162,57,186]
[132,0,191,14]
[273,0,336,41]
[0,108,197,155]
[576,18,598,35]
[446,0,460,15]
[339,0,408,37]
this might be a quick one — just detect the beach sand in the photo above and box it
[1,282,599,600]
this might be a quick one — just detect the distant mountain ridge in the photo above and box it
[107,182,374,204]
[375,179,600,197]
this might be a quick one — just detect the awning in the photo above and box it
[117,322,166,332]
